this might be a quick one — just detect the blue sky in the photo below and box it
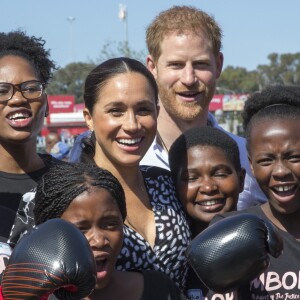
[2,0,300,71]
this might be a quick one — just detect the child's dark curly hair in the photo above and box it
[242,85,300,153]
[0,30,56,83]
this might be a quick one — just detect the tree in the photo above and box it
[256,52,300,89]
[96,40,146,64]
[218,66,259,93]
[47,51,300,104]
[217,52,300,93]
[46,41,147,104]
[46,62,95,104]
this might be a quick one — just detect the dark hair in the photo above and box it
[81,57,158,162]
[242,85,300,153]
[169,127,241,185]
[0,30,55,84]
[33,162,126,225]
[84,57,158,113]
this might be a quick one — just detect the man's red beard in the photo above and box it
[157,81,212,122]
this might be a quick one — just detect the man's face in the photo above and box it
[148,31,223,122]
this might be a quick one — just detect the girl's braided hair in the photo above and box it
[34,162,126,225]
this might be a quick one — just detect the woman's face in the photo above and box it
[177,145,244,225]
[84,72,158,168]
[61,188,124,290]
[249,118,300,215]
[0,55,48,145]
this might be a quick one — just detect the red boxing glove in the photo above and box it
[2,219,96,299]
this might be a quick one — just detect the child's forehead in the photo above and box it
[74,187,115,203]
[250,117,300,135]
[187,144,225,154]
[186,145,232,162]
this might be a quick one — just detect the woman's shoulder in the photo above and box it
[140,165,177,195]
[140,165,172,178]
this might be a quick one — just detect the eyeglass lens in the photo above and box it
[0,81,43,101]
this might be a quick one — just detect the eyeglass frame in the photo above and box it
[0,80,46,102]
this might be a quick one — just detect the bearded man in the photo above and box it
[141,5,266,210]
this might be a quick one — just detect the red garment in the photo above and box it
[0,285,50,300]
[0,286,4,300]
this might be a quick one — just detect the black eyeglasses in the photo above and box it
[0,80,45,102]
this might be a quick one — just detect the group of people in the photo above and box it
[0,4,299,300]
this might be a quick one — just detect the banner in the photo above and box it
[48,95,75,113]
[209,94,249,111]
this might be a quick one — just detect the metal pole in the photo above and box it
[67,17,76,63]
[118,4,129,56]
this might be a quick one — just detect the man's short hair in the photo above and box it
[146,5,222,62]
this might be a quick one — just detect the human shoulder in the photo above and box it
[215,125,246,148]
[7,187,37,248]
[140,165,172,178]
[226,132,247,150]
[140,165,176,193]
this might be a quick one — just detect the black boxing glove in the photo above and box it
[186,213,283,293]
[2,218,96,300]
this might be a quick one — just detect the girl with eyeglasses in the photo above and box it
[0,30,61,249]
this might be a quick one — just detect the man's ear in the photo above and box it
[216,52,224,79]
[239,168,246,193]
[83,108,93,131]
[146,55,157,79]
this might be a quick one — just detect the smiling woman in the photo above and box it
[80,57,191,290]
[0,31,60,243]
